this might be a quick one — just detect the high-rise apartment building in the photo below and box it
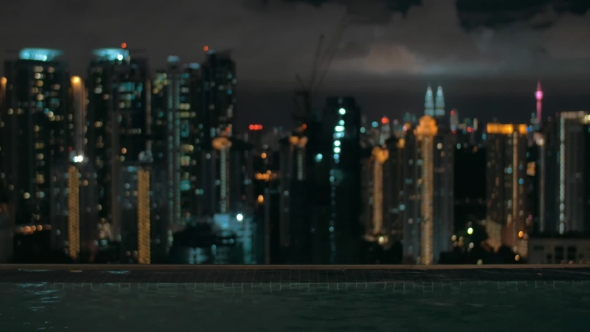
[85,48,150,258]
[0,49,74,254]
[152,58,201,230]
[537,111,590,234]
[326,98,362,263]
[199,50,236,149]
[400,116,454,264]
[486,123,532,257]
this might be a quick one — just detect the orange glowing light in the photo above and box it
[225,127,231,133]
[261,152,267,159]
[302,124,307,129]
[381,117,389,124]
[121,42,127,49]
[203,45,209,52]
[249,124,263,131]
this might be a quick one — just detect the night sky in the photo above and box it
[2,0,590,128]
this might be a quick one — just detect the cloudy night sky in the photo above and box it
[2,0,590,128]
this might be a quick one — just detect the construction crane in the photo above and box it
[293,15,349,127]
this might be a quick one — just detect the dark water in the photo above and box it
[1,282,589,331]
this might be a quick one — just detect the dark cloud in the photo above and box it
[456,0,590,31]
[274,0,422,23]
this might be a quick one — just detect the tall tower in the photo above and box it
[486,124,532,257]
[535,81,543,129]
[86,47,150,257]
[415,116,438,265]
[435,86,445,118]
[200,50,236,149]
[424,86,434,117]
[1,48,73,251]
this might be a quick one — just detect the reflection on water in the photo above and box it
[0,282,589,331]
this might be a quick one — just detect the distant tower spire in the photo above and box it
[535,81,543,129]
[424,85,434,116]
[435,86,445,118]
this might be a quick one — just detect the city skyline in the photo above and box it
[2,0,590,128]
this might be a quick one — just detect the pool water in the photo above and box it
[1,281,589,331]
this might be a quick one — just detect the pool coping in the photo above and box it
[1,264,589,284]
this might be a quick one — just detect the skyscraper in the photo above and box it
[435,86,445,118]
[556,111,590,234]
[152,58,201,231]
[486,123,532,257]
[450,109,459,132]
[85,48,150,259]
[199,50,236,149]
[424,86,434,117]
[535,81,543,130]
[314,97,363,263]
[1,48,73,253]
[399,116,454,264]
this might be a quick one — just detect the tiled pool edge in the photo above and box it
[4,279,590,295]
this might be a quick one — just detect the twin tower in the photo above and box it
[424,85,445,118]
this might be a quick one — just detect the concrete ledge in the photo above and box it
[0,264,589,283]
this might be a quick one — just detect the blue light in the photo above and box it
[372,121,378,128]
[360,127,366,133]
[187,63,200,69]
[339,120,345,125]
[315,154,323,162]
[519,178,524,185]
[167,55,180,63]
[93,48,129,61]
[180,180,191,191]
[19,48,63,61]
[334,154,339,160]
[482,134,487,140]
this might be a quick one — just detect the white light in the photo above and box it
[315,154,323,162]
[73,155,84,163]
[334,140,341,147]
[334,147,341,153]
[117,54,123,61]
[236,214,244,222]
[467,227,473,235]
[339,120,345,125]
[338,108,346,115]
[335,126,344,132]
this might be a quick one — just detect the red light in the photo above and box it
[121,42,127,49]
[467,127,472,133]
[249,124,263,131]
[302,124,307,129]
[450,110,455,115]
[381,117,389,124]
[203,45,209,52]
